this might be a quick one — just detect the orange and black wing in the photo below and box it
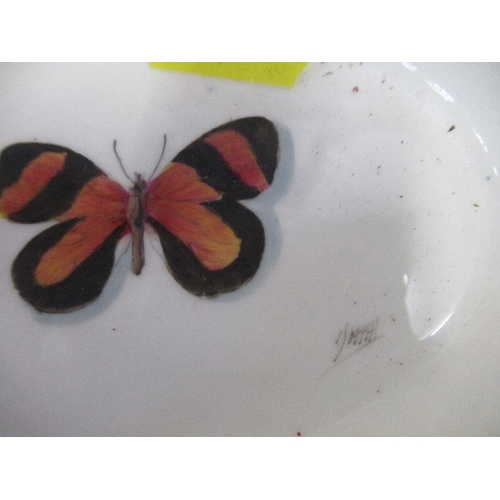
[146,116,279,296]
[0,143,129,312]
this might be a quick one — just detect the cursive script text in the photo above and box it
[333,317,380,364]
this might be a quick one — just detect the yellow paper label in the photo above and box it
[150,62,307,88]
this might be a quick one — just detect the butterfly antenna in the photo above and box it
[148,134,168,181]
[113,139,134,183]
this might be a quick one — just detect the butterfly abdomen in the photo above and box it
[128,173,146,275]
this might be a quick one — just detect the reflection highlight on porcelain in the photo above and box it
[471,127,488,152]
[402,62,418,72]
[399,96,493,340]
[424,80,455,103]
[404,271,458,340]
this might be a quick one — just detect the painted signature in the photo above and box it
[333,316,381,364]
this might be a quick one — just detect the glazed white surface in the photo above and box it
[0,63,499,435]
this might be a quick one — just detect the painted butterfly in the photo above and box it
[0,117,279,313]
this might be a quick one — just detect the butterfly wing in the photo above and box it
[0,143,129,312]
[146,116,279,296]
[0,143,107,222]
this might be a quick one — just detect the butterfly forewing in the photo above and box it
[172,116,278,199]
[0,143,107,222]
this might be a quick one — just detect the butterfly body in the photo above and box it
[128,173,146,275]
[0,117,279,313]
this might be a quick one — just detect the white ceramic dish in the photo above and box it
[0,62,499,436]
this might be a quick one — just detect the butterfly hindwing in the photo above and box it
[1,143,130,312]
[149,199,265,296]
[146,117,278,296]
[12,220,126,312]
